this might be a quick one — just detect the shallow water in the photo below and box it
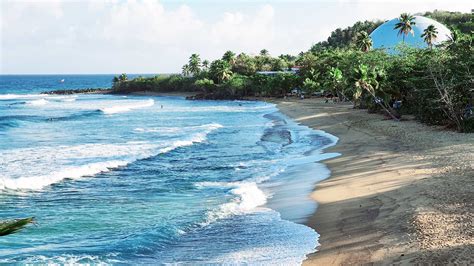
[0,75,338,264]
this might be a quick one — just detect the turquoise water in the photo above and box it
[0,75,338,264]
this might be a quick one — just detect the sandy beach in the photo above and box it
[273,98,473,264]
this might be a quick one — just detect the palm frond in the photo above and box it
[0,217,34,236]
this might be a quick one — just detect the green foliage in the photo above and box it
[355,31,373,52]
[310,20,382,50]
[394,13,416,42]
[194,78,215,93]
[223,74,251,96]
[232,53,257,75]
[327,67,345,98]
[422,10,474,34]
[209,59,232,84]
[187,54,202,76]
[117,10,473,132]
[302,78,320,93]
[0,217,34,236]
[222,51,236,63]
[421,24,438,48]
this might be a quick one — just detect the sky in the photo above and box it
[1,0,472,74]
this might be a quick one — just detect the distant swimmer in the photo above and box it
[161,105,163,109]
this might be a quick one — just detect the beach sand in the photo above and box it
[274,98,473,265]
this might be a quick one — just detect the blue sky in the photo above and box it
[1,0,471,74]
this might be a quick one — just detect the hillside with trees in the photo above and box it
[112,10,473,132]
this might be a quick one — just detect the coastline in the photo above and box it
[274,98,473,264]
[33,89,473,263]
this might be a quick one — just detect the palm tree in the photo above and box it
[182,64,190,76]
[222,51,236,64]
[118,73,128,82]
[446,28,460,49]
[188,54,201,76]
[394,13,416,42]
[259,49,269,56]
[421,24,438,49]
[1,217,34,236]
[353,64,399,120]
[355,31,373,52]
[210,60,232,84]
[202,60,210,70]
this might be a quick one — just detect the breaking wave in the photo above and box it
[99,99,154,114]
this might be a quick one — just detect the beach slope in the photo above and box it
[275,98,473,264]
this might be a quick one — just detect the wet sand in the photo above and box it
[274,98,473,265]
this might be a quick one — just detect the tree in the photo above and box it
[259,49,269,56]
[188,54,202,76]
[202,60,210,70]
[224,74,250,96]
[232,53,257,75]
[182,64,190,76]
[443,27,461,49]
[303,77,320,93]
[355,31,373,52]
[328,67,347,100]
[112,76,119,86]
[310,20,382,50]
[270,58,287,71]
[421,24,438,49]
[353,64,399,120]
[209,59,232,84]
[222,51,236,64]
[194,78,215,93]
[394,13,416,42]
[119,73,128,82]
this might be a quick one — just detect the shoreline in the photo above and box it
[36,90,473,263]
[274,98,473,264]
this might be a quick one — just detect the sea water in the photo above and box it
[0,75,338,264]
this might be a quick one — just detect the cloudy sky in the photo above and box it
[1,0,471,74]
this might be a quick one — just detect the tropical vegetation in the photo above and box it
[0,217,34,236]
[112,10,473,132]
[394,13,416,42]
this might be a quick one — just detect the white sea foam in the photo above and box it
[156,104,275,113]
[100,99,154,114]
[19,254,121,265]
[59,96,77,102]
[0,94,44,100]
[206,210,319,265]
[26,98,49,106]
[0,123,222,190]
[197,181,268,226]
[0,160,129,190]
[134,123,223,135]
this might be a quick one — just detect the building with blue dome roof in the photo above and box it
[370,16,451,50]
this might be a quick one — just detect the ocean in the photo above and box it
[0,75,338,264]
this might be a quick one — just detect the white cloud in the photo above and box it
[209,4,275,53]
[1,0,472,74]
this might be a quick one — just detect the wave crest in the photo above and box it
[100,99,154,114]
[0,123,222,190]
[198,181,267,226]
